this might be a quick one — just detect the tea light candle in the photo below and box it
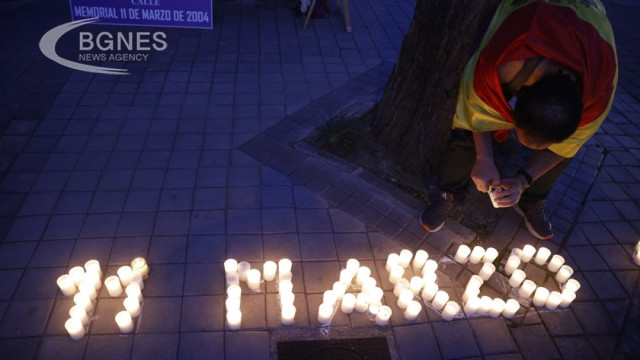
[247,269,261,292]
[508,269,526,288]
[478,296,492,316]
[65,317,85,340]
[545,291,562,310]
[409,276,424,295]
[563,279,581,293]
[534,247,551,266]
[479,263,496,281]
[69,266,86,286]
[463,296,480,316]
[117,266,133,287]
[104,276,122,297]
[332,281,347,300]
[130,257,149,280]
[339,269,354,285]
[346,258,360,273]
[125,284,143,303]
[280,292,295,307]
[502,299,520,319]
[323,290,337,306]
[278,281,293,295]
[227,309,242,330]
[504,255,521,275]
[422,259,438,274]
[454,245,471,263]
[341,293,356,314]
[57,275,76,296]
[421,282,439,302]
[467,275,484,290]
[555,265,574,284]
[469,246,485,264]
[85,272,101,290]
[79,280,97,300]
[369,287,384,304]
[375,305,392,326]
[84,259,102,278]
[393,278,409,297]
[547,255,565,273]
[226,273,240,287]
[281,305,296,325]
[482,247,499,263]
[442,301,460,321]
[124,297,141,317]
[518,280,537,299]
[224,259,238,275]
[227,284,242,298]
[263,261,277,282]
[355,293,371,313]
[115,311,134,333]
[432,291,449,311]
[386,253,400,272]
[462,287,479,304]
[511,248,523,258]
[318,303,333,325]
[397,289,414,310]
[73,292,93,313]
[129,272,144,290]
[532,287,550,307]
[355,267,371,286]
[521,245,536,263]
[413,249,429,270]
[280,272,293,284]
[422,272,437,285]
[560,289,577,307]
[398,250,413,268]
[388,266,404,285]
[69,305,89,326]
[489,298,505,318]
[225,297,241,311]
[237,261,251,282]
[404,300,421,321]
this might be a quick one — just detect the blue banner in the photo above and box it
[69,0,213,29]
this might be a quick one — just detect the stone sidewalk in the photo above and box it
[0,0,639,359]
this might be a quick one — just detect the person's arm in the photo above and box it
[470,131,501,193]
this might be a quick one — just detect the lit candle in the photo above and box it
[69,266,86,286]
[555,265,574,284]
[278,281,293,295]
[84,259,102,278]
[129,272,144,290]
[508,269,526,288]
[69,305,89,326]
[478,263,496,281]
[226,273,240,287]
[57,275,76,296]
[504,255,521,275]
[386,253,400,272]
[332,281,347,301]
[361,277,377,294]
[404,300,421,321]
[462,287,479,304]
[413,249,429,270]
[431,291,449,311]
[393,278,409,297]
[409,276,424,296]
[502,299,520,319]
[545,291,562,310]
[130,257,149,280]
[547,255,565,273]
[227,284,242,298]
[247,269,261,292]
[442,301,460,321]
[117,266,132,287]
[466,275,484,290]
[489,298,505,318]
[517,280,536,299]
[339,269,354,285]
[478,296,492,316]
[369,287,384,304]
[375,305,392,326]
[79,280,97,300]
[115,310,134,333]
[469,246,485,264]
[421,282,439,302]
[355,293,371,313]
[397,289,414,310]
[85,272,101,291]
[532,287,550,307]
[65,317,85,340]
[104,276,122,297]
[521,245,536,263]
[341,293,356,314]
[422,259,438,274]
[563,279,581,293]
[454,245,471,263]
[73,292,93,313]
[635,252,640,266]
[225,297,241,311]
[534,247,551,266]
[124,297,141,318]
[224,259,238,275]
[511,248,524,259]
[125,284,143,303]
[355,266,371,286]
[237,261,251,282]
[463,296,480,316]
[482,247,499,263]
[263,261,277,282]
[227,309,242,330]
[388,266,404,285]
[317,303,333,325]
[398,250,413,268]
[560,289,576,308]
[323,290,337,306]
[422,272,437,285]
[346,258,360,273]
[281,305,296,325]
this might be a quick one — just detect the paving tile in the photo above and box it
[511,324,560,360]
[261,185,294,208]
[296,209,333,233]
[65,171,101,191]
[393,323,441,360]
[577,223,616,245]
[329,208,367,232]
[583,271,628,300]
[571,301,617,334]
[368,232,404,260]
[29,239,74,267]
[36,336,87,360]
[469,318,519,355]
[299,233,337,260]
[131,169,165,189]
[184,263,225,296]
[566,246,608,271]
[137,297,182,333]
[45,298,75,335]
[180,295,224,332]
[85,335,134,360]
[0,338,39,360]
[14,267,59,299]
[54,191,93,214]
[44,214,84,240]
[18,192,59,215]
[117,212,155,236]
[193,187,227,210]
[0,242,36,269]
[80,213,121,238]
[187,235,225,262]
[225,331,270,360]
[6,215,48,242]
[262,233,301,261]
[142,264,184,297]
[0,299,54,337]
[158,189,193,211]
[554,337,599,360]
[163,168,197,188]
[603,300,629,331]
[108,236,149,265]
[190,210,225,234]
[538,309,583,336]
[68,238,112,266]
[148,236,187,264]
[178,332,224,360]
[154,211,190,235]
[226,235,263,262]
[334,232,373,260]
[432,320,481,359]
[88,298,123,335]
[0,270,22,300]
[132,333,179,360]
[261,208,297,233]
[595,244,638,270]
[302,261,340,293]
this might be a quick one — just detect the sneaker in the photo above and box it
[419,192,454,232]
[513,201,553,240]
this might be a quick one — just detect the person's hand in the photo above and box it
[491,177,525,208]
[471,157,500,193]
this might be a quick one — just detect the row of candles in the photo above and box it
[56,258,150,339]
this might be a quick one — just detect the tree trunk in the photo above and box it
[374,0,501,178]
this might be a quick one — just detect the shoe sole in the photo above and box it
[419,208,444,233]
[513,205,553,240]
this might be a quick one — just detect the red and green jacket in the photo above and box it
[453,0,618,158]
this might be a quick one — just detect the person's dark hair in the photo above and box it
[514,74,583,144]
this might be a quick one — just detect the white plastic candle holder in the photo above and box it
[413,249,429,270]
[454,245,471,264]
[421,282,438,302]
[441,301,460,321]
[404,300,421,321]
[469,246,485,264]
[57,275,76,296]
[521,245,536,263]
[482,247,499,263]
[375,305,392,326]
[534,247,551,266]
[341,293,356,314]
[398,250,413,268]
[65,317,85,340]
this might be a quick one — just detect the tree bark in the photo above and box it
[374,0,501,177]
